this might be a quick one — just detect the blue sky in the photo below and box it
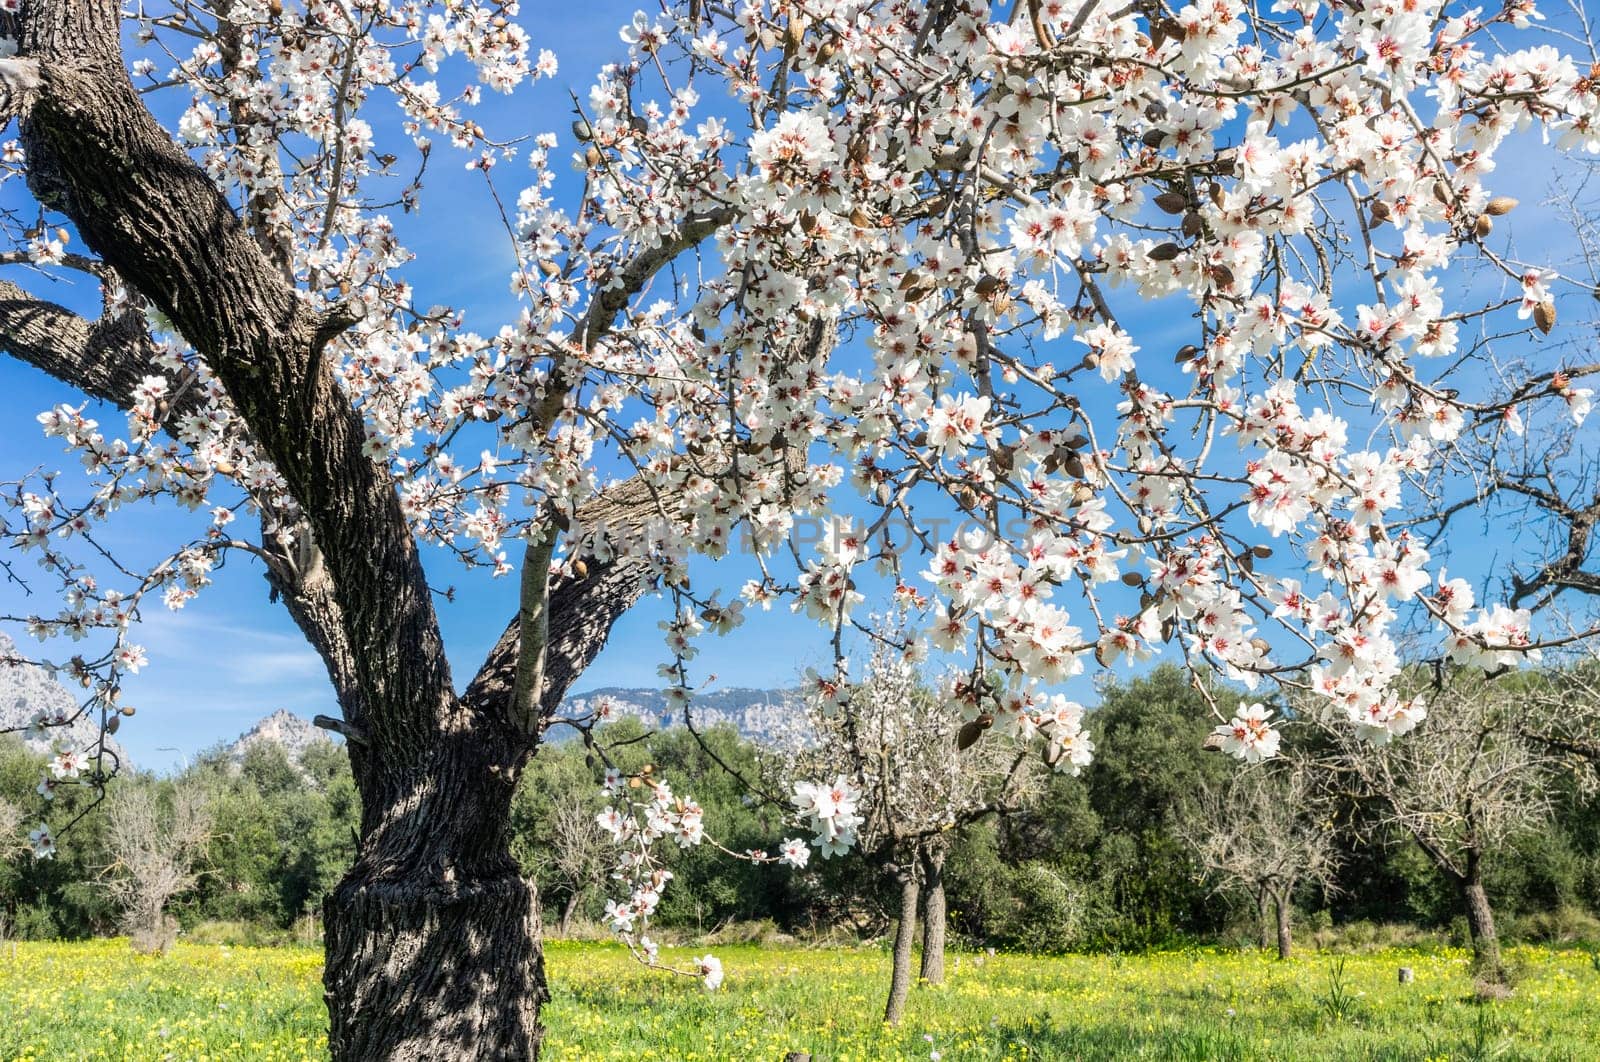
[0,5,1594,769]
[0,2,848,768]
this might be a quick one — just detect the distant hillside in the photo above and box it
[557,686,807,747]
[0,630,129,766]
[225,708,332,769]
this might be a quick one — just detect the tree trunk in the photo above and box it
[1460,862,1505,985]
[883,872,920,1025]
[1255,884,1272,951]
[918,846,947,985]
[6,4,677,1058]
[324,728,548,1060]
[325,872,545,1060]
[558,889,583,938]
[1273,889,1292,961]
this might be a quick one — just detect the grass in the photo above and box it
[1,939,1599,1060]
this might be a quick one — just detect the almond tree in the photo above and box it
[1179,754,1340,959]
[0,0,1598,1056]
[103,781,213,954]
[785,620,1048,1023]
[1319,675,1554,986]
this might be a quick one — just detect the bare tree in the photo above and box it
[544,793,611,938]
[0,797,19,852]
[1509,650,1600,769]
[102,783,213,954]
[1180,756,1341,960]
[1320,676,1554,987]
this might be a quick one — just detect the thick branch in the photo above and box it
[462,473,676,723]
[509,524,557,735]
[0,278,178,412]
[16,8,452,766]
[579,210,733,351]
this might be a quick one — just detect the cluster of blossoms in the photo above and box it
[587,752,878,986]
[591,770,711,981]
[790,775,864,858]
[1213,702,1283,763]
[8,0,1600,980]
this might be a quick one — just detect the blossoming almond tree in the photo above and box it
[784,615,1044,1023]
[1,0,1599,1055]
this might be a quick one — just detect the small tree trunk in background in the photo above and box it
[1460,854,1505,986]
[558,889,583,938]
[1255,884,1272,951]
[918,846,947,985]
[883,872,920,1025]
[1273,888,1293,961]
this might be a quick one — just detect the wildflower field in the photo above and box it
[1,939,1598,1061]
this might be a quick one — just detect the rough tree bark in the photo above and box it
[0,4,678,1057]
[1459,852,1505,985]
[1254,885,1273,952]
[883,869,920,1025]
[918,844,947,985]
[1272,887,1293,961]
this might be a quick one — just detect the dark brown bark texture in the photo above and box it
[884,871,920,1025]
[918,846,947,984]
[1273,889,1292,962]
[1,4,667,1057]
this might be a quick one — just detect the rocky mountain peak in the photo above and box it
[0,630,129,766]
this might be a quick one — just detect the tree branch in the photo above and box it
[16,5,452,767]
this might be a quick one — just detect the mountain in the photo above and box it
[0,630,129,766]
[225,708,332,768]
[556,686,807,748]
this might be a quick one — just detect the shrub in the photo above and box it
[9,903,59,941]
[1507,907,1600,946]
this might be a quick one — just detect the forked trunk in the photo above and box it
[1255,885,1272,951]
[10,4,653,1058]
[918,846,947,985]
[883,872,920,1025]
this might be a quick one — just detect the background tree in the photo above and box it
[542,793,611,938]
[788,622,1047,1023]
[1179,756,1341,960]
[0,794,23,939]
[1322,676,1555,987]
[102,780,213,954]
[1074,668,1237,948]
